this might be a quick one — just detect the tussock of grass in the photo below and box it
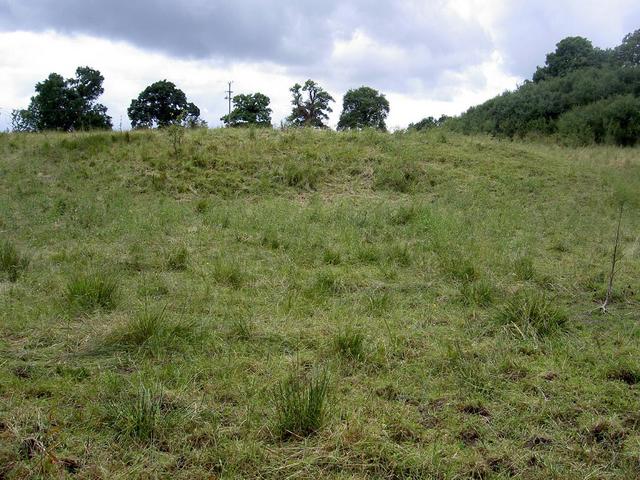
[310,269,346,296]
[66,272,118,313]
[275,160,321,190]
[107,305,197,355]
[260,230,288,250]
[388,204,418,226]
[497,291,567,337]
[441,254,480,283]
[384,243,412,266]
[195,198,209,214]
[365,290,392,315]
[0,239,29,282]
[166,246,189,271]
[118,306,167,345]
[334,327,366,361]
[374,160,420,192]
[514,255,535,281]
[322,248,342,265]
[355,244,381,264]
[460,279,495,306]
[272,368,330,440]
[211,257,245,287]
[229,317,252,340]
[108,383,164,443]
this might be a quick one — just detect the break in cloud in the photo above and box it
[0,0,638,129]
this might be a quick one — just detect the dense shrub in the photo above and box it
[557,95,640,146]
[450,66,640,145]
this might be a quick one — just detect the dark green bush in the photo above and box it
[450,65,640,143]
[557,95,640,146]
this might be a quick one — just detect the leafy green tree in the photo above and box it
[128,80,201,129]
[408,115,449,131]
[533,37,608,82]
[337,86,389,131]
[287,80,335,128]
[12,67,112,132]
[616,29,640,67]
[450,64,640,141]
[221,93,272,127]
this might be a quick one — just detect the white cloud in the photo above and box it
[1,1,637,131]
[0,30,520,131]
[0,31,297,130]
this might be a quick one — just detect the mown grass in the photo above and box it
[0,128,639,478]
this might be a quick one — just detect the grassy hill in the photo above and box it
[1,128,639,478]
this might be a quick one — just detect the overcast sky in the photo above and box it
[1,0,639,130]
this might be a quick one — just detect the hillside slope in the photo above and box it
[1,129,639,478]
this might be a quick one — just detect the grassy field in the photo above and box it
[0,128,639,479]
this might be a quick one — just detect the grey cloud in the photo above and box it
[0,0,495,95]
[0,0,337,63]
[5,1,636,99]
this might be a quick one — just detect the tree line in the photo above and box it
[11,74,391,132]
[448,29,640,146]
[11,28,640,145]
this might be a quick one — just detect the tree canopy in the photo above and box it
[287,80,335,128]
[533,37,609,83]
[128,80,202,129]
[449,29,640,146]
[337,86,389,131]
[408,115,449,131]
[221,93,272,127]
[12,67,112,132]
[616,29,640,67]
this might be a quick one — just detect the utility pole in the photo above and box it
[224,81,233,126]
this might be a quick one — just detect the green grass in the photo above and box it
[0,128,639,478]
